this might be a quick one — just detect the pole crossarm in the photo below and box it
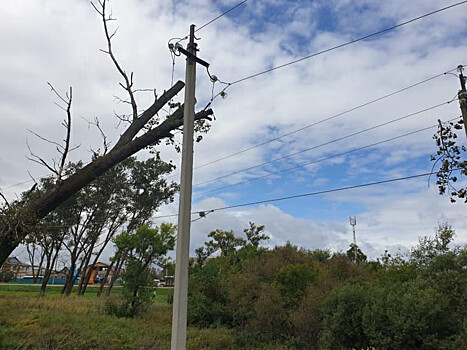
[177,47,210,68]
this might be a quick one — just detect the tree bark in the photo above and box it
[33,250,46,284]
[106,256,125,297]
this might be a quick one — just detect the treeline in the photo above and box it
[18,156,177,297]
[188,223,467,349]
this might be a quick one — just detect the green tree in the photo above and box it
[346,244,367,263]
[319,283,372,350]
[431,117,466,202]
[273,263,316,309]
[113,224,176,317]
[411,223,455,266]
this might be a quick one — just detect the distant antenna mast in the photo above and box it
[349,216,357,262]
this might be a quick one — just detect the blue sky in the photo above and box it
[1,0,466,263]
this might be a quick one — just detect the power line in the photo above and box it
[227,1,467,86]
[193,100,454,188]
[196,0,248,32]
[153,169,454,220]
[167,65,461,180]
[193,118,461,197]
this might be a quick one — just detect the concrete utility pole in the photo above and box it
[349,216,357,262]
[171,25,209,350]
[457,65,467,138]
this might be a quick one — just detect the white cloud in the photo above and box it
[4,0,467,263]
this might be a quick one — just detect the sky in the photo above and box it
[1,0,467,264]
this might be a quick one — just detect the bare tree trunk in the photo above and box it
[106,257,125,297]
[97,259,114,298]
[76,245,94,296]
[39,254,53,297]
[33,250,46,284]
[62,258,77,296]
[39,243,60,297]
[26,242,36,281]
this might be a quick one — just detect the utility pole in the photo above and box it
[349,216,357,262]
[457,65,467,138]
[171,24,209,350]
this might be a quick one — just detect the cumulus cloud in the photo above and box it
[3,0,466,261]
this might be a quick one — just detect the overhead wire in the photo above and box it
[193,117,461,197]
[152,169,460,220]
[166,65,462,179]
[192,99,455,188]
[226,1,467,86]
[195,0,249,32]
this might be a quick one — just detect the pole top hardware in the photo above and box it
[178,47,210,68]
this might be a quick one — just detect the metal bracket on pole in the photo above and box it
[457,65,467,138]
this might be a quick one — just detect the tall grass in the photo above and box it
[0,284,283,349]
[0,285,239,350]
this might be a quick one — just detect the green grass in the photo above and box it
[0,284,283,349]
[0,283,175,300]
[0,284,240,350]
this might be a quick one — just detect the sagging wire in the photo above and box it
[202,66,231,111]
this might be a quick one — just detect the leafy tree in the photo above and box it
[410,223,455,266]
[273,263,316,309]
[113,224,176,317]
[346,244,368,263]
[319,283,372,350]
[431,117,466,202]
[307,248,331,263]
[243,222,268,248]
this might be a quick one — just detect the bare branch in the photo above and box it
[83,117,111,155]
[27,129,64,151]
[114,80,185,148]
[27,171,38,185]
[47,82,68,105]
[113,95,132,105]
[53,102,67,112]
[57,87,73,180]
[0,191,10,208]
[96,0,138,120]
[26,139,58,175]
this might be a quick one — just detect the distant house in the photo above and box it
[1,257,31,279]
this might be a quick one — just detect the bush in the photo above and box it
[104,300,138,318]
[0,270,14,282]
[319,283,372,350]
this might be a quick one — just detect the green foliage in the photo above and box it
[307,248,331,263]
[112,224,176,317]
[188,224,467,349]
[274,263,316,309]
[410,223,455,266]
[346,244,367,263]
[319,283,371,350]
[244,222,269,248]
[431,117,467,202]
[0,269,14,282]
[363,280,451,350]
[188,258,231,327]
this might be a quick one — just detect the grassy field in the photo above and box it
[0,284,279,350]
[0,284,220,350]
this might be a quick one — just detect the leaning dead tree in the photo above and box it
[0,0,213,266]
